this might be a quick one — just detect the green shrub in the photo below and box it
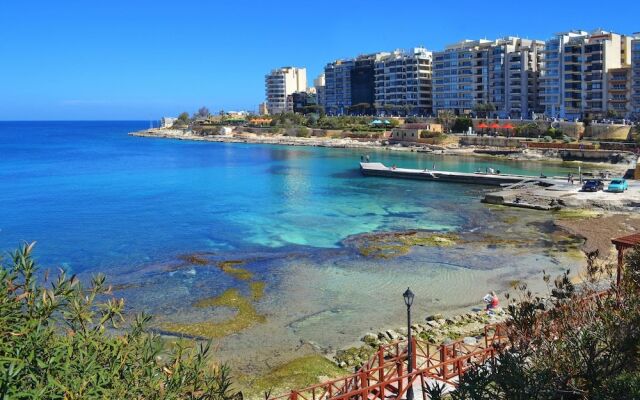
[420,131,443,139]
[295,127,310,137]
[0,243,238,400]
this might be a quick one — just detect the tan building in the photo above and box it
[541,29,632,119]
[390,123,443,141]
[265,67,307,115]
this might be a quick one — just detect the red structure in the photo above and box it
[272,324,508,400]
[611,233,640,286]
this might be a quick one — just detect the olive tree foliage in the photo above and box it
[0,243,240,400]
[428,249,640,400]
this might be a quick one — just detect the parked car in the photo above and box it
[608,179,628,193]
[582,179,605,192]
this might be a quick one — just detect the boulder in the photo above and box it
[386,329,400,341]
[362,333,379,347]
[425,313,443,321]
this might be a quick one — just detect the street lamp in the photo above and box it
[403,287,415,400]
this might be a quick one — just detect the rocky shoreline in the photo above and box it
[333,309,509,369]
[129,129,631,172]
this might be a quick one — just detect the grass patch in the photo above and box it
[161,289,265,338]
[553,209,602,220]
[241,355,346,397]
[218,260,253,281]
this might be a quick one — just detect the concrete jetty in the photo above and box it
[359,162,550,186]
[359,162,640,212]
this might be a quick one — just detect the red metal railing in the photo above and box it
[271,323,509,400]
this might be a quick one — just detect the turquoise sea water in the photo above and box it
[0,121,579,273]
[0,121,585,368]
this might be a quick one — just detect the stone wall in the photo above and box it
[459,136,523,148]
[584,124,632,140]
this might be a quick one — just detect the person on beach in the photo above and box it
[366,155,370,162]
[483,291,499,311]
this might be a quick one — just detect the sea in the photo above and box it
[0,121,585,369]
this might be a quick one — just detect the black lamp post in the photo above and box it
[403,287,415,400]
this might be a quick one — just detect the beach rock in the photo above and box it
[386,329,400,341]
[425,313,443,321]
[426,320,441,329]
[463,337,477,345]
[362,333,379,347]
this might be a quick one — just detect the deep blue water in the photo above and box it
[0,121,580,275]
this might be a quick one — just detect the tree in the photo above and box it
[195,106,210,119]
[176,112,190,126]
[452,117,473,133]
[436,110,455,133]
[0,243,239,400]
[473,103,496,119]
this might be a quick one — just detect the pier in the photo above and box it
[360,162,640,211]
[359,162,552,187]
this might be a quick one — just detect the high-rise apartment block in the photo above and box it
[374,48,433,116]
[632,36,640,117]
[433,39,492,116]
[541,30,632,119]
[266,29,640,120]
[324,59,354,115]
[433,38,544,118]
[264,67,307,115]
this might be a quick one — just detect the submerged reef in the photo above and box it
[345,231,459,259]
[162,288,266,338]
[218,260,253,281]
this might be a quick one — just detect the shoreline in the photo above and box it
[130,128,632,173]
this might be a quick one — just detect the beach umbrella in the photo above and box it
[502,123,515,137]
[383,120,391,124]
[477,122,489,129]
[490,122,500,129]
[371,119,382,125]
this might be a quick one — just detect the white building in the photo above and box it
[374,48,433,116]
[265,67,307,115]
[160,117,177,128]
[313,73,326,110]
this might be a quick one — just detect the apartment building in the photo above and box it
[632,36,640,117]
[313,74,326,111]
[432,40,492,116]
[489,38,545,118]
[324,59,354,115]
[264,67,307,115]
[607,68,632,117]
[541,30,632,119]
[374,47,433,116]
[433,38,543,118]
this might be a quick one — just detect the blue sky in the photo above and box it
[1,0,638,120]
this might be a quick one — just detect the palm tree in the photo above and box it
[437,110,455,133]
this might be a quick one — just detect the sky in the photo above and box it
[1,0,639,120]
